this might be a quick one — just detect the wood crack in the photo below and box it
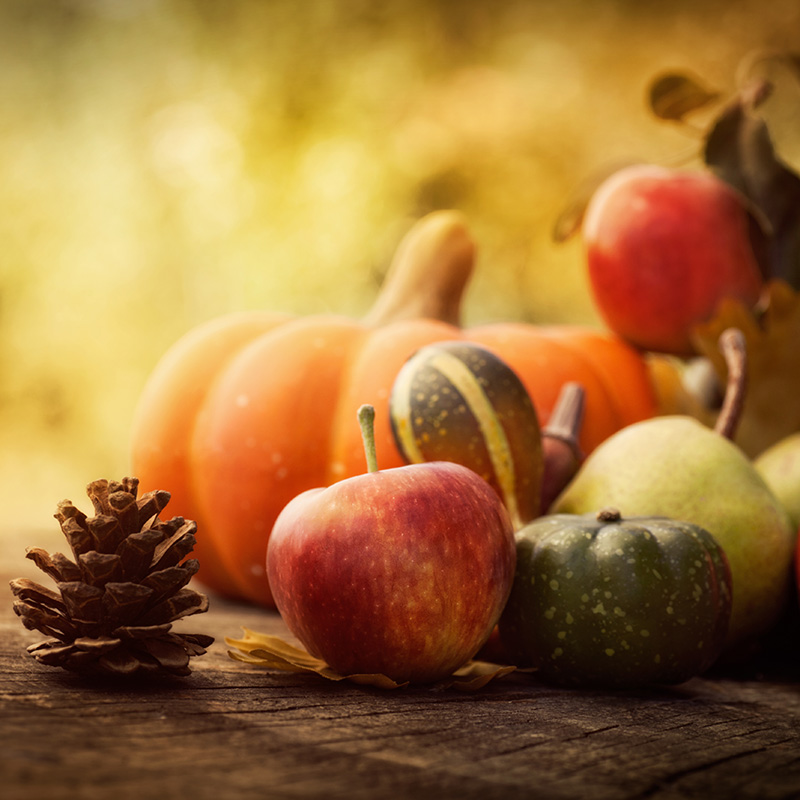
[636,745,783,798]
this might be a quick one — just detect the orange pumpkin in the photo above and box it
[130,211,657,606]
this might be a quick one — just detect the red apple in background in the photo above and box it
[583,164,765,356]
[266,405,516,684]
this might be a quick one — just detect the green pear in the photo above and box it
[755,432,800,533]
[552,330,796,650]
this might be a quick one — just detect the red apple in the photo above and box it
[266,405,516,683]
[583,165,765,355]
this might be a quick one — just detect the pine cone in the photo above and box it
[10,477,214,676]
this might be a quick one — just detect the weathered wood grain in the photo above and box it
[2,527,799,799]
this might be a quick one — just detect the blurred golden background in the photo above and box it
[2,0,799,530]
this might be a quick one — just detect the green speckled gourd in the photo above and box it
[499,508,732,688]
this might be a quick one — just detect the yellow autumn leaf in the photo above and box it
[690,280,800,457]
[646,353,718,424]
[226,628,517,691]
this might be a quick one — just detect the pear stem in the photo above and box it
[714,328,748,441]
[358,404,380,473]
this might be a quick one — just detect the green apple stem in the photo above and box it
[358,404,380,473]
[714,328,747,441]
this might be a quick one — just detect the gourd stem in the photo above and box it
[364,211,475,328]
[358,404,380,473]
[539,383,586,514]
[597,508,622,524]
[714,328,747,441]
[542,382,585,452]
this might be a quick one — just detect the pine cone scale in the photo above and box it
[73,636,122,654]
[150,522,198,571]
[27,641,80,666]
[87,514,129,554]
[12,599,78,641]
[58,581,104,627]
[140,562,198,605]
[141,637,192,673]
[138,587,209,627]
[78,551,124,585]
[25,548,77,583]
[98,647,142,675]
[117,623,173,638]
[102,583,155,629]
[9,477,213,676]
[10,577,65,612]
[137,490,172,528]
[117,530,166,581]
[56,512,93,560]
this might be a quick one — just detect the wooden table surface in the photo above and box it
[2,526,800,800]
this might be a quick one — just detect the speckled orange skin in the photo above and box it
[266,461,515,683]
[131,315,656,607]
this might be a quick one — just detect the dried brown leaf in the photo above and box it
[704,80,800,287]
[648,71,720,122]
[226,628,516,691]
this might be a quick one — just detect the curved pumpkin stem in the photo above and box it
[364,210,476,328]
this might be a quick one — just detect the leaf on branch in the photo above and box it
[704,80,800,288]
[648,71,720,122]
[226,628,517,691]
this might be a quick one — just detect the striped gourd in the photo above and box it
[390,341,542,529]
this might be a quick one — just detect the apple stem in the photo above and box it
[358,404,380,473]
[714,328,747,441]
